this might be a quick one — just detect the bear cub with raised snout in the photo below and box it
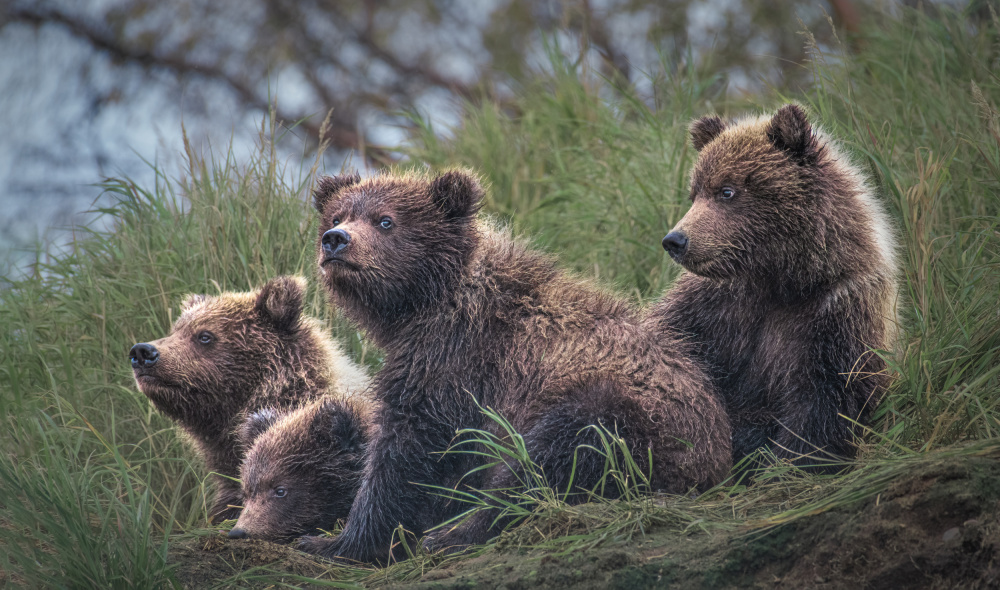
[302,170,731,564]
[227,396,373,542]
[648,104,899,471]
[130,276,370,523]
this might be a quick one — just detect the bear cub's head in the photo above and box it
[312,170,484,321]
[227,397,370,542]
[663,104,857,288]
[129,276,310,428]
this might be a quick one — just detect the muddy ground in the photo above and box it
[168,448,1000,589]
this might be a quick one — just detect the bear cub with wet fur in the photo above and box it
[130,276,370,523]
[226,395,373,542]
[649,104,899,471]
[302,170,731,564]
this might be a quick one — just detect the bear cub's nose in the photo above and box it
[662,231,689,259]
[322,228,351,258]
[228,527,249,539]
[129,343,159,369]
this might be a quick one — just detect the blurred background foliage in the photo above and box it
[2,0,869,158]
[0,0,893,275]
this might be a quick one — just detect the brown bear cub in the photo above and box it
[649,104,899,472]
[302,170,731,564]
[129,276,370,523]
[226,396,373,542]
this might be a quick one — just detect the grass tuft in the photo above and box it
[0,409,176,588]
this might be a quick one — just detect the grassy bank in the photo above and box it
[1,5,998,588]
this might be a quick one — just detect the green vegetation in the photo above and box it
[1,5,998,588]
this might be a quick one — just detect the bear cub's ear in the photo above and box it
[255,276,306,332]
[310,398,367,454]
[240,408,280,450]
[430,170,484,220]
[313,172,362,213]
[180,293,208,312]
[690,115,727,151]
[766,104,816,159]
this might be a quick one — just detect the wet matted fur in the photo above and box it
[648,104,899,471]
[131,276,370,522]
[302,170,731,564]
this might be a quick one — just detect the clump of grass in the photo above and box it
[417,402,726,560]
[426,402,592,536]
[0,410,176,588]
[795,4,1000,448]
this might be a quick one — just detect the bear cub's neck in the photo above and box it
[345,226,556,354]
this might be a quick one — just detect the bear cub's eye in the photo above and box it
[379,217,393,230]
[197,331,213,345]
[331,218,340,227]
[719,187,736,200]
[273,487,287,498]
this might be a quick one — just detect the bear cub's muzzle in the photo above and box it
[322,228,351,260]
[129,342,160,369]
[662,231,689,261]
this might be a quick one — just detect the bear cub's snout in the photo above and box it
[661,231,689,260]
[129,342,159,369]
[322,228,351,259]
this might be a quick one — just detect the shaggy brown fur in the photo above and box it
[649,104,899,471]
[300,170,731,564]
[129,276,370,523]
[227,396,373,542]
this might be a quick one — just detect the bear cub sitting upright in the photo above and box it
[649,104,899,471]
[302,170,731,564]
[130,276,370,523]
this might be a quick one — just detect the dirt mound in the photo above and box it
[402,452,1000,589]
[736,457,1000,589]
[167,533,344,588]
[164,448,1000,589]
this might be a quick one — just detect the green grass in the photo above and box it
[794,7,1000,448]
[1,4,999,588]
[0,411,176,588]
[0,115,372,587]
[420,401,658,548]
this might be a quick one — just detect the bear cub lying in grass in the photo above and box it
[649,104,899,472]
[130,276,370,523]
[227,395,373,542]
[301,170,731,564]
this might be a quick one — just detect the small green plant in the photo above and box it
[421,400,716,556]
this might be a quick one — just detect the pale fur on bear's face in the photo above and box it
[668,105,865,287]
